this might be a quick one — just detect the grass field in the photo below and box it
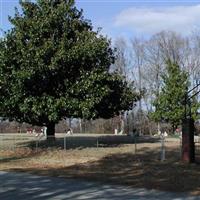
[1,133,200,195]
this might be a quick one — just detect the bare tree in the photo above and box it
[129,31,200,135]
[131,37,146,135]
[113,37,130,80]
[113,37,133,134]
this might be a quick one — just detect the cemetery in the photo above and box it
[1,130,200,195]
[0,132,200,195]
[1,0,200,199]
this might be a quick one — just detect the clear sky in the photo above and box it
[1,0,200,41]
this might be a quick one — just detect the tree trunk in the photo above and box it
[157,122,160,134]
[148,120,152,136]
[79,119,82,133]
[182,118,195,163]
[119,112,124,134]
[68,118,72,128]
[172,123,176,135]
[46,122,55,141]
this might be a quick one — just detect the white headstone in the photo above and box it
[164,131,168,137]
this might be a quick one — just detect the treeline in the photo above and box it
[113,30,200,134]
[0,116,158,134]
[2,30,200,135]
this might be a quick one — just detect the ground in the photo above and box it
[0,133,200,196]
[0,171,198,200]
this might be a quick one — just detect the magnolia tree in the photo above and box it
[0,0,139,140]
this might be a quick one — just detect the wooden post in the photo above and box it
[182,118,195,163]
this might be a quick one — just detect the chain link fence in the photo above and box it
[0,133,139,151]
[2,133,200,162]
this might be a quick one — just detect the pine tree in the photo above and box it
[151,60,199,133]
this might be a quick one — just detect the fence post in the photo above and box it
[64,136,66,150]
[97,137,99,148]
[161,134,165,161]
[0,134,2,150]
[36,139,38,152]
[134,134,137,154]
[13,134,15,151]
[180,136,182,158]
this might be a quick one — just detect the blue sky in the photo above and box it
[1,0,200,41]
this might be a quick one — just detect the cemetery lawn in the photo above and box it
[1,140,200,195]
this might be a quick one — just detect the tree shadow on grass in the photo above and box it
[0,148,44,163]
[1,136,160,166]
[10,145,200,195]
[20,135,161,150]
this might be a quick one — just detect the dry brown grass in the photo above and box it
[1,139,200,195]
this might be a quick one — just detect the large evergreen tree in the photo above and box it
[151,61,199,133]
[0,0,139,139]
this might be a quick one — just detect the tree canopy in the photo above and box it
[150,60,199,132]
[0,0,139,138]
